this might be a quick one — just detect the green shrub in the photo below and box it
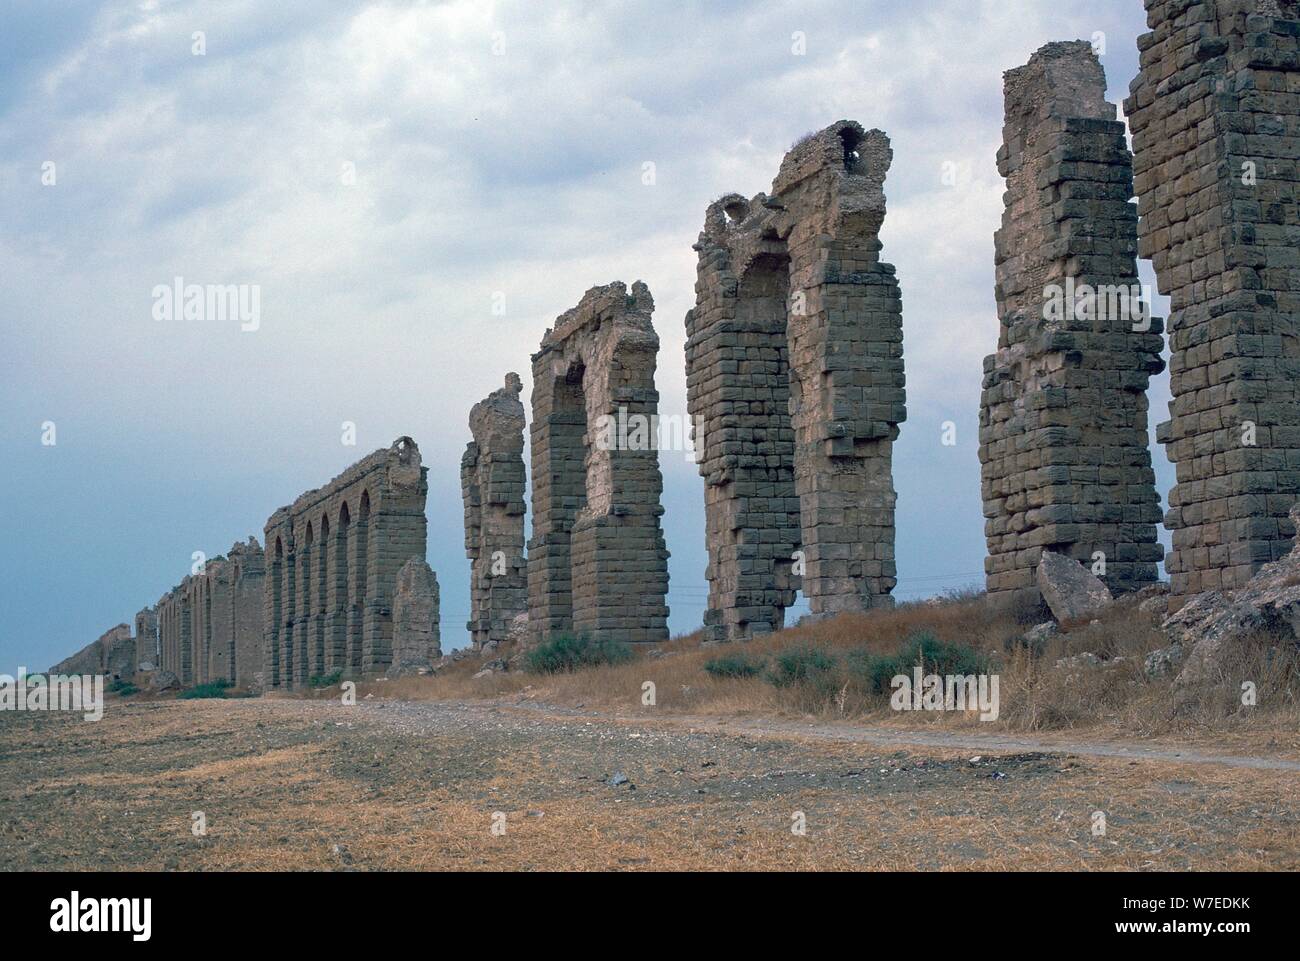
[308,669,343,688]
[847,631,992,694]
[107,679,138,696]
[764,646,837,688]
[703,652,765,679]
[845,649,905,694]
[178,679,231,700]
[524,634,634,674]
[896,631,991,677]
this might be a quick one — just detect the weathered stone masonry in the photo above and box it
[185,540,265,689]
[134,607,158,671]
[461,373,528,650]
[1127,0,1300,604]
[980,42,1166,608]
[528,282,670,645]
[685,120,906,640]
[263,438,428,689]
[154,539,264,688]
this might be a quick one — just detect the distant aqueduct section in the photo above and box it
[263,437,429,690]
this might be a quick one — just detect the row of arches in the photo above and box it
[267,490,372,688]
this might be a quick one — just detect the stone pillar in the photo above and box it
[685,120,905,638]
[980,41,1166,610]
[391,557,440,673]
[134,607,158,672]
[528,282,671,645]
[1127,0,1300,607]
[462,373,528,650]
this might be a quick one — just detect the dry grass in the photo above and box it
[355,590,1300,750]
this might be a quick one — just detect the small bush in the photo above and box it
[178,679,231,700]
[524,634,635,674]
[107,679,138,696]
[704,652,765,679]
[845,649,905,694]
[765,646,837,688]
[308,669,343,688]
[847,631,992,694]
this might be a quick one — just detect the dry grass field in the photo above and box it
[4,593,1299,871]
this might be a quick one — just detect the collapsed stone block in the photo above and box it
[528,281,670,645]
[980,41,1165,609]
[462,373,528,650]
[1126,1,1300,607]
[391,557,441,673]
[685,120,906,640]
[1035,549,1114,625]
[263,437,429,689]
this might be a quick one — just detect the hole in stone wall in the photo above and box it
[838,127,863,173]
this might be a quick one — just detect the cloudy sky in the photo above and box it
[0,0,1172,671]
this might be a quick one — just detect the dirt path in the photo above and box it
[2,696,1297,870]
[495,701,1300,771]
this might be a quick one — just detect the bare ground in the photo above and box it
[2,694,1298,871]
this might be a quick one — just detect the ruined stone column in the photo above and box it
[528,282,670,645]
[462,373,528,650]
[1127,0,1300,605]
[391,557,440,673]
[134,607,158,671]
[685,120,905,637]
[980,41,1166,609]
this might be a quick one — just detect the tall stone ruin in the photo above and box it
[1127,0,1300,605]
[461,373,528,650]
[685,120,906,640]
[263,437,429,689]
[134,607,158,672]
[980,42,1166,608]
[528,282,670,645]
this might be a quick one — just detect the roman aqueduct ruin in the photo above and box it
[51,0,1300,690]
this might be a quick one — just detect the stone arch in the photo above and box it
[528,281,669,645]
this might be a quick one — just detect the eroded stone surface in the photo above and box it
[981,41,1164,609]
[685,120,906,640]
[528,282,670,645]
[1126,0,1300,606]
[391,557,441,673]
[462,373,528,650]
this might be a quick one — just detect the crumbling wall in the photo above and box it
[1127,0,1300,605]
[528,282,670,645]
[461,373,528,650]
[685,120,906,639]
[980,41,1166,609]
[49,623,135,679]
[263,437,428,689]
